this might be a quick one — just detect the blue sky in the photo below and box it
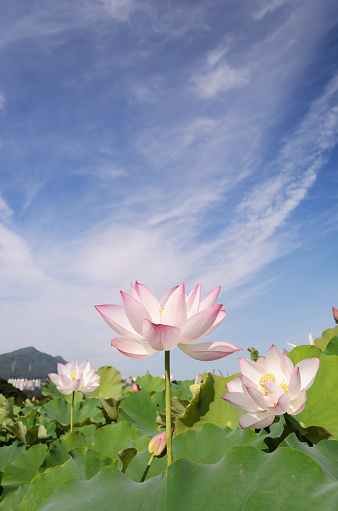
[0,0,337,380]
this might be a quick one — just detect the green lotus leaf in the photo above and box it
[126,423,268,482]
[156,396,190,428]
[323,336,338,356]
[175,372,243,435]
[314,325,338,351]
[0,398,14,424]
[170,379,195,400]
[287,347,338,438]
[40,398,104,428]
[37,446,338,511]
[279,433,338,480]
[135,374,165,393]
[59,421,149,460]
[0,442,26,474]
[85,366,124,400]
[118,390,160,436]
[118,447,137,474]
[6,448,117,511]
[0,443,48,510]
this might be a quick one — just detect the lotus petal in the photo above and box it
[296,358,320,391]
[199,286,221,311]
[179,341,241,361]
[95,304,143,340]
[111,337,157,359]
[121,291,152,336]
[180,305,222,343]
[238,411,274,429]
[143,320,181,351]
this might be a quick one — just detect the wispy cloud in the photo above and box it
[193,62,250,99]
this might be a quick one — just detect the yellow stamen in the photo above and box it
[259,373,275,388]
[159,308,164,316]
[70,372,77,381]
[280,379,289,394]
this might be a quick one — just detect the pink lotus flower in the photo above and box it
[333,306,338,324]
[95,282,241,361]
[48,360,101,395]
[131,382,139,392]
[222,345,319,429]
[162,374,175,382]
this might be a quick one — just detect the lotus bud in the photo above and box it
[308,331,314,345]
[131,383,139,392]
[333,306,338,324]
[148,429,172,457]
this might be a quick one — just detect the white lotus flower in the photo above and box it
[48,360,100,395]
[222,345,319,429]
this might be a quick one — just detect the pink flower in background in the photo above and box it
[95,282,241,361]
[48,360,100,395]
[333,306,338,324]
[222,345,319,429]
[131,382,139,392]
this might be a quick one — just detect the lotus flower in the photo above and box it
[48,360,100,395]
[95,282,241,361]
[333,306,338,324]
[222,345,319,429]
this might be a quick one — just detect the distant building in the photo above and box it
[8,378,43,391]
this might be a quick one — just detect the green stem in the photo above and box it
[140,453,155,482]
[70,391,75,433]
[165,350,173,467]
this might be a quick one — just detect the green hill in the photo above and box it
[0,347,67,380]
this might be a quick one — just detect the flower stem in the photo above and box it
[70,391,75,433]
[165,350,173,467]
[140,453,155,482]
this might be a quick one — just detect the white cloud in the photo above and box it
[253,0,290,20]
[194,62,250,99]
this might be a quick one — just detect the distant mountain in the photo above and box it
[0,347,67,380]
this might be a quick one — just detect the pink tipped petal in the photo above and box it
[238,411,274,429]
[111,337,157,359]
[186,285,201,317]
[289,390,307,415]
[57,386,73,395]
[296,358,320,391]
[288,367,301,400]
[161,283,187,328]
[244,385,274,409]
[121,291,152,336]
[134,282,161,321]
[79,360,90,373]
[178,341,241,361]
[222,391,259,413]
[180,305,223,343]
[226,378,243,393]
[199,286,221,311]
[189,309,226,343]
[159,286,179,308]
[333,306,338,324]
[130,282,140,300]
[95,304,143,340]
[143,319,181,351]
[239,357,266,382]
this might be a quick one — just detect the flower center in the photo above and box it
[259,373,275,388]
[70,372,77,381]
